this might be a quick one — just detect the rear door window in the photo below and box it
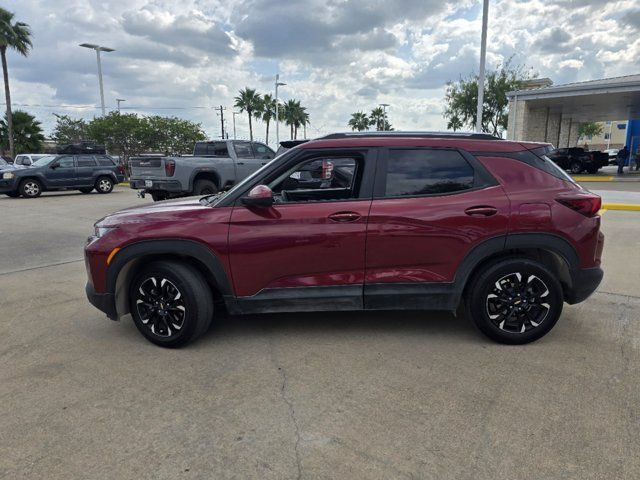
[384,149,475,197]
[77,156,97,167]
[252,143,275,159]
[96,156,115,166]
[234,143,254,159]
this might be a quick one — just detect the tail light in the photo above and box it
[117,163,125,175]
[322,160,334,180]
[556,193,601,217]
[165,159,176,177]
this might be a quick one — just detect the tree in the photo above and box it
[444,61,531,136]
[447,115,463,132]
[577,122,603,143]
[145,116,206,155]
[0,8,32,158]
[348,112,369,131]
[369,107,386,131]
[256,93,276,145]
[86,112,150,162]
[234,88,262,141]
[52,114,89,144]
[0,110,44,154]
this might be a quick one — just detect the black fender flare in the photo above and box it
[452,233,580,298]
[106,239,233,298]
[188,169,221,192]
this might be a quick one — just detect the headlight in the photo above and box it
[95,226,116,238]
[2,172,14,179]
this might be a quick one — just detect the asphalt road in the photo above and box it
[1,187,639,479]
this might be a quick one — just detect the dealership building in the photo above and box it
[506,74,640,154]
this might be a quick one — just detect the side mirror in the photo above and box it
[50,163,59,169]
[241,184,274,207]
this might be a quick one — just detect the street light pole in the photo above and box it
[232,112,240,140]
[379,103,389,131]
[116,98,126,112]
[80,44,115,116]
[476,0,489,133]
[275,74,286,147]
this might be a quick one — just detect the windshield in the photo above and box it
[32,155,57,167]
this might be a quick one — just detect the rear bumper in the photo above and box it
[86,282,118,320]
[566,267,603,304]
[129,179,183,192]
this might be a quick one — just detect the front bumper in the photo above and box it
[566,267,604,304]
[86,282,118,320]
[0,177,18,193]
[129,179,183,192]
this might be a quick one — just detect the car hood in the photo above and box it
[0,164,26,171]
[98,196,213,227]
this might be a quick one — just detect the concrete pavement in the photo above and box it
[1,187,638,480]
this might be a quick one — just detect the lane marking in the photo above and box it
[572,176,614,182]
[601,203,640,211]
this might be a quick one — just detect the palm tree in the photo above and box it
[299,109,310,139]
[234,88,262,141]
[0,110,44,154]
[348,112,369,131]
[283,99,299,140]
[256,93,276,145]
[0,8,32,159]
[369,107,385,131]
[447,115,463,132]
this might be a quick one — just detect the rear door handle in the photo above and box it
[465,206,498,217]
[328,211,361,222]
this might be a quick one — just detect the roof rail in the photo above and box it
[319,131,503,141]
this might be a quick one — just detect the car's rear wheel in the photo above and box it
[95,176,114,194]
[193,179,218,196]
[129,261,214,347]
[20,179,42,198]
[569,161,583,174]
[79,187,93,194]
[465,258,563,344]
[586,166,599,174]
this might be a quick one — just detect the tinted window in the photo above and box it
[56,156,75,168]
[194,142,229,156]
[234,143,254,158]
[96,156,115,166]
[385,149,475,196]
[252,143,275,159]
[77,156,97,167]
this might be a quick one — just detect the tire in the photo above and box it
[569,161,583,174]
[129,261,214,347]
[5,191,20,198]
[586,166,599,174]
[150,192,167,202]
[464,258,563,345]
[193,179,218,196]
[79,187,93,194]
[95,176,114,194]
[20,179,43,198]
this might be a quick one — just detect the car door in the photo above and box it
[76,155,97,186]
[233,142,264,180]
[227,148,375,310]
[364,147,510,309]
[47,155,77,187]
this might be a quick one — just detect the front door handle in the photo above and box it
[465,206,498,217]
[328,211,361,222]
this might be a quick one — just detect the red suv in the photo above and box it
[85,132,604,347]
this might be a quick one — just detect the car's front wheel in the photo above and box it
[465,258,563,344]
[95,176,114,194]
[20,179,43,198]
[129,261,214,347]
[569,161,583,174]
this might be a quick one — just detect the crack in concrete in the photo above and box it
[0,258,84,276]
[268,337,303,480]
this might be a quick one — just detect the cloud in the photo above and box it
[532,27,572,54]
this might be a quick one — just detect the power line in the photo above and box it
[0,102,225,111]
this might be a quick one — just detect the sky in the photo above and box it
[4,0,640,145]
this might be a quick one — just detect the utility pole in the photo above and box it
[216,106,227,139]
[476,0,489,133]
[232,112,240,140]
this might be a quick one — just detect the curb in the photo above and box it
[602,203,640,212]
[572,175,640,182]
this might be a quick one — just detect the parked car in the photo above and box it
[603,148,619,161]
[14,153,47,167]
[0,154,125,198]
[0,157,23,172]
[546,147,606,174]
[86,131,604,347]
[129,140,277,201]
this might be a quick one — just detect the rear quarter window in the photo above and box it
[96,156,116,166]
